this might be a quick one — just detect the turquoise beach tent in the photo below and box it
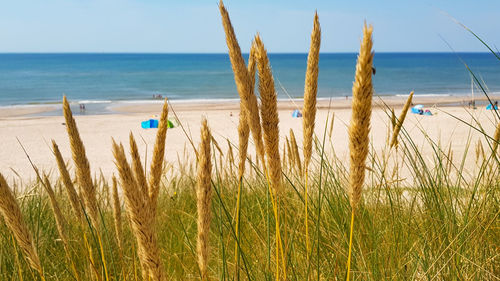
[411,104,424,115]
[292,109,302,118]
[141,119,159,129]
[486,104,498,110]
[141,119,175,129]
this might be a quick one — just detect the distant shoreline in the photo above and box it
[1,93,498,118]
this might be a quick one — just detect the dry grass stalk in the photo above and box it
[247,45,266,167]
[111,176,123,253]
[302,12,321,170]
[113,98,168,279]
[446,146,454,174]
[302,14,321,266]
[281,142,287,171]
[41,175,81,280]
[238,109,250,179]
[254,34,282,193]
[476,140,485,163]
[62,96,99,228]
[248,155,254,178]
[390,91,414,148]
[211,135,224,157]
[247,42,257,96]
[235,94,250,276]
[102,176,111,208]
[388,108,396,146]
[129,133,148,195]
[348,23,374,210]
[328,112,335,139]
[219,2,265,166]
[255,152,260,170]
[227,139,235,167]
[0,173,44,278]
[391,108,396,129]
[492,121,500,155]
[236,42,257,176]
[42,175,68,244]
[286,136,293,170]
[112,140,165,281]
[196,118,213,281]
[346,23,374,281]
[51,140,83,223]
[289,129,302,174]
[255,34,287,279]
[218,154,224,178]
[148,99,169,216]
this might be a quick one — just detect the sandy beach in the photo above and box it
[0,95,498,183]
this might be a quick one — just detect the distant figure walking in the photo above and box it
[79,103,86,112]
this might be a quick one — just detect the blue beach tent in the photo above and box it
[486,104,498,110]
[141,119,175,129]
[141,119,159,129]
[292,109,302,118]
[411,104,424,115]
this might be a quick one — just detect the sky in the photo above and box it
[0,0,498,53]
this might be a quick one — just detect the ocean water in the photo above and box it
[0,53,498,111]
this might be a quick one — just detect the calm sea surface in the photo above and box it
[0,53,498,108]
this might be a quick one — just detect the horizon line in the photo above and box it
[0,51,494,55]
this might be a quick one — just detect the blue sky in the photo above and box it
[0,0,498,53]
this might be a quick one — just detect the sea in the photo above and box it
[0,53,498,114]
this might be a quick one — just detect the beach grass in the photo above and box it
[0,120,498,280]
[0,5,500,281]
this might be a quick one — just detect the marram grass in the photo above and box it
[219,0,265,165]
[0,128,499,280]
[346,22,374,281]
[0,173,45,280]
[196,118,213,281]
[390,91,414,148]
[62,96,99,229]
[302,12,321,271]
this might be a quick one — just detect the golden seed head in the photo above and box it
[219,2,265,167]
[303,12,321,170]
[112,140,165,280]
[111,175,123,252]
[148,99,169,215]
[51,139,84,223]
[237,106,250,179]
[348,23,374,210]
[390,91,414,148]
[254,34,282,192]
[0,173,43,275]
[196,118,213,280]
[62,96,99,228]
[290,129,302,174]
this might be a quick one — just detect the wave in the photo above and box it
[395,93,452,97]
[74,100,113,104]
[0,103,58,109]
[111,98,241,104]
